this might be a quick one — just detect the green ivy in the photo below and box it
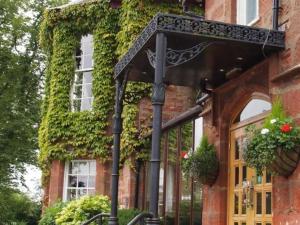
[39,0,203,185]
[39,1,119,185]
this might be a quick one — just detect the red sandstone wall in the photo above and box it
[203,1,300,225]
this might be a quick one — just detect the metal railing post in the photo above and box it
[146,32,167,225]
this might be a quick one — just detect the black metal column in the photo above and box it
[147,32,167,225]
[108,78,125,225]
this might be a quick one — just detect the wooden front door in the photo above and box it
[228,115,273,225]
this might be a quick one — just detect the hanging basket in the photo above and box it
[197,163,219,186]
[268,146,300,177]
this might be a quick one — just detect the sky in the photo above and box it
[21,165,42,200]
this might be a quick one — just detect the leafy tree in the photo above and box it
[0,188,42,224]
[0,0,67,189]
[0,0,67,223]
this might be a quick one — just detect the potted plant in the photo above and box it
[243,99,300,177]
[182,136,219,185]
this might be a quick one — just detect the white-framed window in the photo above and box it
[237,0,259,25]
[71,34,94,112]
[63,160,96,201]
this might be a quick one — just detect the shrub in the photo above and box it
[182,136,219,185]
[55,195,110,225]
[39,201,65,225]
[118,208,141,225]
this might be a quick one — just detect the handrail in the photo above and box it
[127,212,153,225]
[81,213,110,225]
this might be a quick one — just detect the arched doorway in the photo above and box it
[228,98,273,225]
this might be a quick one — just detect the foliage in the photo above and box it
[39,201,66,225]
[118,208,141,225]
[38,0,203,184]
[182,136,219,184]
[55,195,110,225]
[244,99,300,175]
[38,0,119,185]
[0,0,68,189]
[0,188,41,225]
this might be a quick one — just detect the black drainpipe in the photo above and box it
[272,0,280,30]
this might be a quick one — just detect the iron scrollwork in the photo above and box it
[146,42,213,68]
[115,13,285,79]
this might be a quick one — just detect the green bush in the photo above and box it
[182,136,219,185]
[55,195,110,225]
[39,201,65,225]
[118,208,141,225]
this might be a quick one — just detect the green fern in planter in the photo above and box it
[182,136,219,185]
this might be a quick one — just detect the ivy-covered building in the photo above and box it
[40,0,300,225]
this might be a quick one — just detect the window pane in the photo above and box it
[242,191,246,214]
[68,176,77,187]
[83,71,92,84]
[72,99,81,112]
[79,35,93,70]
[192,182,202,225]
[67,189,76,200]
[69,162,78,174]
[78,189,87,198]
[256,171,262,184]
[266,192,272,214]
[239,99,271,122]
[246,0,257,24]
[165,129,177,225]
[88,176,95,188]
[73,85,83,99]
[235,139,239,160]
[266,170,272,183]
[179,123,193,225]
[234,192,239,214]
[78,161,88,174]
[242,166,247,182]
[194,117,203,149]
[82,84,93,98]
[78,176,88,187]
[256,192,262,214]
[81,98,93,111]
[235,167,239,187]
[83,54,93,68]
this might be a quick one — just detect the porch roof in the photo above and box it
[114,13,285,88]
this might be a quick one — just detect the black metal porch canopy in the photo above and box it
[115,13,284,87]
[108,13,285,225]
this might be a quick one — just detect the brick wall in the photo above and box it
[203,1,300,225]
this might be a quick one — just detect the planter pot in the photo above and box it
[198,165,219,186]
[268,147,300,177]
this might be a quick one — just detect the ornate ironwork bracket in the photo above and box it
[146,42,213,69]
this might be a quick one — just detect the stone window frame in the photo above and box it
[236,0,259,26]
[62,159,96,202]
[71,34,94,112]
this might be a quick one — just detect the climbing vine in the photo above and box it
[39,0,203,185]
[39,1,118,185]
